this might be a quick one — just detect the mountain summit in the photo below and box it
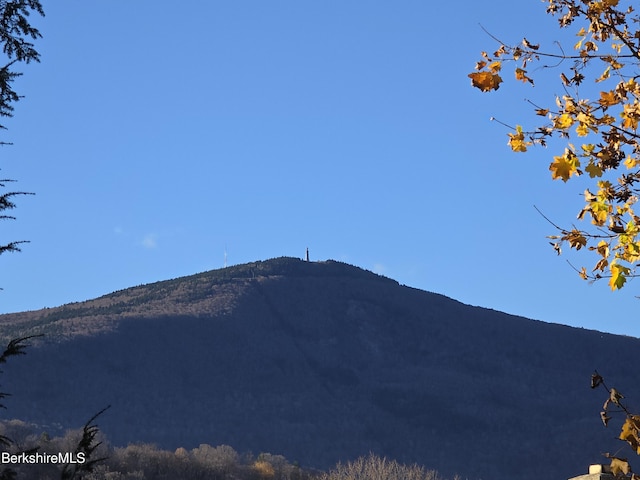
[0,257,396,342]
[1,257,639,480]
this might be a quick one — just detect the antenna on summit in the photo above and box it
[305,247,309,262]
[224,245,228,268]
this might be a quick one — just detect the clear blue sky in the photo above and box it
[1,1,637,337]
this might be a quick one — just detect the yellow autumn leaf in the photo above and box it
[625,78,640,94]
[488,61,501,73]
[581,144,595,154]
[596,66,611,83]
[585,162,603,178]
[576,112,591,124]
[468,71,503,92]
[621,102,640,130]
[549,150,580,182]
[625,219,639,236]
[598,180,615,197]
[507,125,531,152]
[624,155,639,169]
[579,267,588,280]
[623,242,640,264]
[596,240,610,259]
[609,59,623,70]
[554,113,574,129]
[620,416,640,454]
[610,457,632,476]
[599,114,616,125]
[609,262,630,290]
[576,123,590,137]
[599,90,619,107]
[590,201,609,226]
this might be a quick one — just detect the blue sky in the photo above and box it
[1,1,638,337]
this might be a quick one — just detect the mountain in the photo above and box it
[0,257,638,480]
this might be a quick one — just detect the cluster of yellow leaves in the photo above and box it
[469,0,640,290]
[552,180,640,289]
[507,125,532,152]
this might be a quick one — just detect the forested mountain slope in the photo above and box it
[0,257,635,480]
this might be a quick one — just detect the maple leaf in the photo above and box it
[623,241,640,264]
[609,264,630,290]
[609,59,623,70]
[599,90,619,108]
[597,66,611,83]
[585,162,603,178]
[620,417,640,454]
[594,258,609,272]
[550,151,581,181]
[554,113,574,129]
[583,41,597,52]
[596,240,610,259]
[624,156,640,169]
[566,229,587,249]
[507,125,532,152]
[611,457,632,476]
[622,102,640,130]
[576,123,590,137]
[468,71,503,92]
[515,68,534,85]
[488,61,502,73]
[579,266,588,279]
[590,201,609,226]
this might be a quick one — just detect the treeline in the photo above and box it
[0,419,449,480]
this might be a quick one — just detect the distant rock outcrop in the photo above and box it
[0,257,638,480]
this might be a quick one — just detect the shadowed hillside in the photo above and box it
[0,257,637,480]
